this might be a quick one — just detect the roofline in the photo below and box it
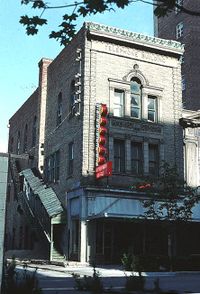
[84,22,184,55]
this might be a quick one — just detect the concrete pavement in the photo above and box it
[15,260,200,293]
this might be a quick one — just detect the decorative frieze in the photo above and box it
[110,117,163,134]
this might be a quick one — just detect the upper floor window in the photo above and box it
[114,89,124,117]
[131,142,143,175]
[45,150,60,183]
[23,124,28,153]
[32,116,37,147]
[114,139,125,173]
[149,144,159,176]
[181,75,186,91]
[176,22,183,39]
[68,142,74,175]
[57,92,62,126]
[17,131,20,155]
[148,96,157,122]
[180,55,184,64]
[130,78,142,119]
[70,80,76,113]
[175,0,183,13]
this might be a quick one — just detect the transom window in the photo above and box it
[130,78,142,119]
[114,89,124,117]
[148,96,157,122]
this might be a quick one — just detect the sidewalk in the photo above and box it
[15,259,200,278]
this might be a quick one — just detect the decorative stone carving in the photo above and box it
[85,22,184,51]
[110,117,162,133]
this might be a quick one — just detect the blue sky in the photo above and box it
[0,0,154,152]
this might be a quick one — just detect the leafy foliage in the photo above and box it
[73,266,103,293]
[3,257,42,294]
[19,0,200,46]
[143,163,200,222]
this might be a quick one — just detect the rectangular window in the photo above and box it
[50,154,55,182]
[181,75,186,91]
[148,96,157,122]
[55,150,60,181]
[113,89,124,117]
[114,139,125,173]
[176,22,183,39]
[131,142,143,175]
[149,144,159,176]
[68,142,74,175]
[45,150,60,183]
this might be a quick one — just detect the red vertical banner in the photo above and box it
[95,104,112,179]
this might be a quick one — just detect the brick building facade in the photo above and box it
[6,22,200,264]
[154,0,200,111]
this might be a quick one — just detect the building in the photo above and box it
[7,22,200,264]
[0,153,8,291]
[180,110,200,187]
[154,0,200,111]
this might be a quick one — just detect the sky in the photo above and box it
[0,0,154,153]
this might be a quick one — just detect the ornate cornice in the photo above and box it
[85,22,184,54]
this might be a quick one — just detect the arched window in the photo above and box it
[17,131,20,155]
[23,124,28,153]
[130,78,142,119]
[57,92,62,126]
[32,116,37,147]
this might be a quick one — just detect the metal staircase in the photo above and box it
[9,157,65,261]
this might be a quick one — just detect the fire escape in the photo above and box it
[9,156,65,261]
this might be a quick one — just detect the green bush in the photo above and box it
[73,267,103,293]
[3,257,42,294]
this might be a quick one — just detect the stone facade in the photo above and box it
[8,22,200,264]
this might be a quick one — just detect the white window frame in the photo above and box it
[176,22,183,39]
[147,96,157,123]
[113,89,124,117]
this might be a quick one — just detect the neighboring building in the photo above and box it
[7,22,200,264]
[6,59,65,261]
[180,110,200,187]
[0,153,8,291]
[154,0,200,111]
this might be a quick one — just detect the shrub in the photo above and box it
[73,266,103,293]
[3,257,42,294]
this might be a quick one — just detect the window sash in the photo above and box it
[149,144,159,176]
[176,22,183,38]
[114,140,125,172]
[130,80,142,119]
[131,142,143,175]
[114,90,124,117]
[148,96,157,122]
